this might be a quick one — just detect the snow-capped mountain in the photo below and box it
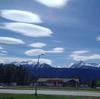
[70,61,100,68]
[5,61,100,69]
[32,63,53,68]
[11,61,53,68]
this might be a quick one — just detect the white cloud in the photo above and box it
[0,53,7,56]
[54,40,61,43]
[0,50,7,53]
[0,48,7,56]
[1,10,42,23]
[96,36,100,41]
[36,58,52,65]
[0,37,25,45]
[72,50,89,55]
[71,54,100,61]
[0,59,5,63]
[25,49,46,56]
[0,56,52,65]
[0,46,7,56]
[29,42,46,48]
[53,47,64,52]
[1,22,53,37]
[25,47,64,57]
[35,0,69,8]
[0,46,4,50]
[47,47,64,53]
[70,50,100,61]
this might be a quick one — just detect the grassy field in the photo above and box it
[0,86,100,92]
[0,94,100,99]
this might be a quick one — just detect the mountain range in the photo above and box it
[70,61,100,69]
[10,61,100,69]
[11,61,53,68]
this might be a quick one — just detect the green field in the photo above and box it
[0,94,100,99]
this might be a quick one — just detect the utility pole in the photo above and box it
[34,54,44,98]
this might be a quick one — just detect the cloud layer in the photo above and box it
[96,36,100,41]
[25,49,45,56]
[0,37,25,45]
[25,47,64,56]
[1,22,53,37]
[0,50,7,54]
[1,10,42,23]
[0,56,52,65]
[72,50,89,55]
[47,47,64,53]
[35,0,69,8]
[70,50,100,61]
[29,42,46,48]
[0,53,7,56]
[0,46,4,50]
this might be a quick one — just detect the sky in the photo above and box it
[0,0,100,67]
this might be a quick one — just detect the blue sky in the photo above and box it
[0,0,100,67]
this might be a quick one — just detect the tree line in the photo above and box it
[0,64,36,86]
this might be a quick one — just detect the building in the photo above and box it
[32,67,100,87]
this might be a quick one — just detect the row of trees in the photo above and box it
[0,64,35,85]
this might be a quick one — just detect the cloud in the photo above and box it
[35,0,69,8]
[47,47,64,53]
[0,56,52,65]
[0,37,25,45]
[0,53,7,56]
[70,50,100,61]
[25,49,46,56]
[1,22,53,37]
[71,54,100,61]
[54,40,61,43]
[53,47,64,52]
[0,46,4,50]
[96,36,100,41]
[0,59,5,63]
[0,46,7,56]
[1,10,42,23]
[25,47,64,56]
[29,42,46,48]
[72,50,89,55]
[36,58,52,65]
[0,50,7,54]
[25,47,64,57]
[0,47,7,56]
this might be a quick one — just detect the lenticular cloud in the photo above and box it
[29,42,46,48]
[1,10,42,23]
[2,22,52,37]
[35,0,69,8]
[0,36,25,45]
[25,49,45,56]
